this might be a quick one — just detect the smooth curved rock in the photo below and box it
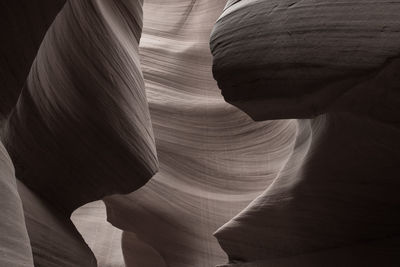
[104,1,297,266]
[211,0,400,120]
[121,231,167,267]
[3,0,158,213]
[18,180,97,267]
[71,201,125,267]
[211,0,400,265]
[214,114,400,263]
[0,141,33,267]
[217,236,400,267]
[0,0,65,119]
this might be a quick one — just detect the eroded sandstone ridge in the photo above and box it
[211,0,400,121]
[1,0,157,265]
[104,1,297,266]
[211,0,400,266]
[17,180,97,266]
[2,0,400,266]
[3,0,158,213]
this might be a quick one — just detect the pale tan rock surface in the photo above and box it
[104,1,297,266]
[72,201,125,267]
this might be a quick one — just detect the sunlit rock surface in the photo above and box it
[3,0,158,213]
[71,201,124,267]
[211,0,400,265]
[104,1,297,266]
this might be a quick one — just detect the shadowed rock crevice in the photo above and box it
[211,0,400,265]
[0,0,66,119]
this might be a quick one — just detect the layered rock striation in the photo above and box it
[3,0,158,214]
[104,1,297,266]
[211,0,400,265]
[1,0,157,265]
[0,141,33,267]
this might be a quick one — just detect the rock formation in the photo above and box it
[3,0,158,214]
[1,136,96,267]
[71,201,125,266]
[0,0,65,119]
[211,0,400,265]
[0,141,33,267]
[104,1,297,266]
[2,0,400,266]
[18,180,97,266]
[1,0,157,265]
[211,0,400,121]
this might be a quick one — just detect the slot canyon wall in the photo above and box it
[104,1,296,266]
[1,0,400,267]
[1,0,157,266]
[211,0,400,266]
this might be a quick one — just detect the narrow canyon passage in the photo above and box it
[2,0,400,266]
[103,1,298,266]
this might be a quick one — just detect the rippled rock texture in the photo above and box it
[1,137,97,267]
[104,1,297,266]
[3,0,158,213]
[71,201,125,266]
[211,0,400,121]
[0,141,33,267]
[18,181,97,267]
[2,0,157,265]
[211,0,400,265]
[2,0,400,266]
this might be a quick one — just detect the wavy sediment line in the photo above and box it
[3,0,158,213]
[0,141,33,267]
[104,1,297,266]
[211,0,400,265]
[2,1,157,265]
